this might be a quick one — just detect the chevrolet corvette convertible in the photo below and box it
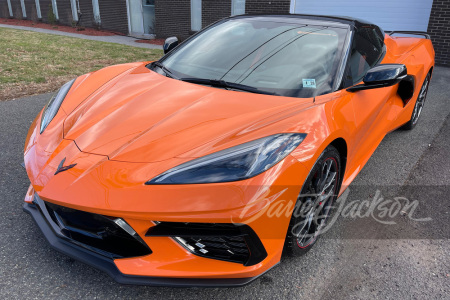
[23,15,434,286]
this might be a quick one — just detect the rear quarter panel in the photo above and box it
[383,37,435,131]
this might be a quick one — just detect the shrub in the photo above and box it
[47,5,57,25]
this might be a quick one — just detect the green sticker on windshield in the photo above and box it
[302,79,316,88]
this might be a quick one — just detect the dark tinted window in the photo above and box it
[160,19,348,98]
[343,26,385,87]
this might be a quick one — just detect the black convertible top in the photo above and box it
[229,14,385,41]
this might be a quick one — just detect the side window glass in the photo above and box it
[343,27,384,87]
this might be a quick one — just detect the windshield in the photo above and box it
[160,18,348,98]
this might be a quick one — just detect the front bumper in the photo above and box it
[23,136,310,285]
[23,195,272,287]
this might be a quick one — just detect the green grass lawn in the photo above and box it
[0,28,163,100]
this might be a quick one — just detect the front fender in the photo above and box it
[290,90,356,186]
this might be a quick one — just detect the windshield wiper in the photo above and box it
[179,78,276,95]
[152,61,177,79]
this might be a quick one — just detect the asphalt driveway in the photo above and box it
[1,67,449,299]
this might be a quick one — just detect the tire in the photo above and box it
[402,72,431,130]
[284,145,341,256]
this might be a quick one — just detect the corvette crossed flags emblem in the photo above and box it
[54,157,77,175]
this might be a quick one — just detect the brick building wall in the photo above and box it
[0,0,448,66]
[427,0,450,67]
[39,0,53,23]
[99,0,128,34]
[202,0,231,28]
[55,0,73,25]
[246,0,290,14]
[24,0,39,21]
[155,0,291,40]
[155,0,191,40]
[77,0,95,28]
[24,0,32,19]
[0,0,11,18]
[10,0,23,19]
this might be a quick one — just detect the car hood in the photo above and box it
[63,64,314,163]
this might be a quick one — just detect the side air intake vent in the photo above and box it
[146,222,267,266]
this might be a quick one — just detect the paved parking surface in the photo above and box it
[0,68,449,299]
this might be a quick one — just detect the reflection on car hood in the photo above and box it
[63,64,313,163]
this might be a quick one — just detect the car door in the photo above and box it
[342,27,392,166]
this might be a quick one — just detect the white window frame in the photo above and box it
[20,0,27,18]
[92,0,101,24]
[51,0,59,20]
[231,0,245,16]
[125,0,145,35]
[190,0,202,31]
[70,0,79,22]
[290,0,297,14]
[35,0,42,19]
[125,0,132,34]
[6,0,13,17]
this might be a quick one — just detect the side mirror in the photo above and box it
[347,64,407,92]
[163,37,179,54]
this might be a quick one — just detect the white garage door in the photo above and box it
[290,0,434,32]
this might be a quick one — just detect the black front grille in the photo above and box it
[43,201,151,259]
[146,222,267,266]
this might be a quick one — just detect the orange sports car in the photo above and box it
[23,15,434,286]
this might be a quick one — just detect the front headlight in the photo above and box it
[147,133,306,184]
[40,79,75,133]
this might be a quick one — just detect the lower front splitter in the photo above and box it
[23,200,268,287]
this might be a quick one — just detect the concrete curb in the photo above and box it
[0,24,163,50]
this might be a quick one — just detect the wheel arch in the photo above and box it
[282,136,348,256]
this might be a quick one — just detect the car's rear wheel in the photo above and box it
[284,145,341,256]
[402,72,431,130]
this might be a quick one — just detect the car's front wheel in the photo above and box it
[284,145,341,256]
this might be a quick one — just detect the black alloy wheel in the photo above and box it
[284,145,341,256]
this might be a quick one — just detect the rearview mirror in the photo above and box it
[347,64,407,92]
[163,37,179,54]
